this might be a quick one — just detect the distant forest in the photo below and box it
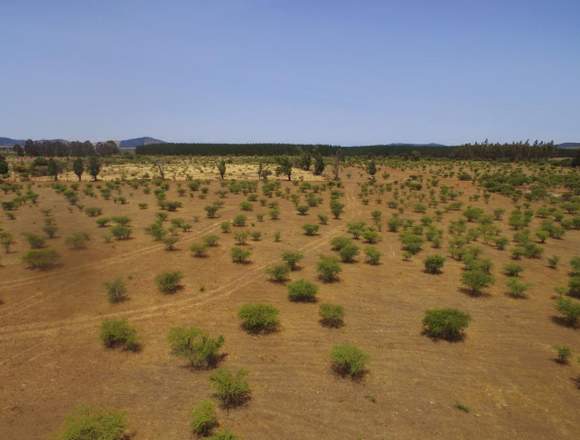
[7,139,578,162]
[136,140,576,161]
[11,139,120,157]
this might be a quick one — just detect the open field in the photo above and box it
[0,159,579,440]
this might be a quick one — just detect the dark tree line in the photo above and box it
[14,139,120,157]
[136,141,574,160]
[453,140,560,161]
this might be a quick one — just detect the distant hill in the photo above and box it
[0,137,25,146]
[119,137,166,148]
[557,143,580,149]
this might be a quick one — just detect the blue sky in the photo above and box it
[1,0,579,145]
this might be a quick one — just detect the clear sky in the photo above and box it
[1,0,579,145]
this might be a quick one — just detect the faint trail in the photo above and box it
[0,225,342,343]
[0,220,222,292]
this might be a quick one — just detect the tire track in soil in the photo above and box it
[0,225,343,343]
[0,214,238,321]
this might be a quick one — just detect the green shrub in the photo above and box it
[319,303,344,327]
[281,250,304,270]
[234,231,249,245]
[547,255,560,269]
[287,279,318,302]
[210,368,251,408]
[317,256,341,282]
[330,236,352,251]
[208,430,238,440]
[330,343,368,378]
[506,277,529,298]
[190,400,218,436]
[266,263,290,282]
[168,326,224,368]
[231,246,251,264]
[362,229,381,244]
[162,234,179,251]
[110,224,132,240]
[423,308,471,341]
[155,271,183,293]
[54,406,127,440]
[555,297,580,327]
[424,255,445,274]
[232,214,247,227]
[100,319,140,351]
[190,242,209,257]
[204,234,220,247]
[302,223,319,236]
[24,232,46,249]
[364,246,381,265]
[569,275,580,298]
[105,278,127,304]
[503,262,523,277]
[65,232,90,250]
[339,243,359,263]
[571,257,580,275]
[238,304,279,334]
[22,248,60,269]
[461,269,494,295]
[554,345,571,364]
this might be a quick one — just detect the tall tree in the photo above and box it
[333,148,342,180]
[313,153,325,176]
[0,155,9,178]
[47,159,60,181]
[88,156,101,181]
[367,160,377,178]
[275,156,293,181]
[217,159,226,180]
[73,158,84,181]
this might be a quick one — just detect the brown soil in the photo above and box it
[0,165,578,440]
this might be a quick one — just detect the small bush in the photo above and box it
[168,326,224,368]
[191,400,218,436]
[155,271,183,293]
[503,262,523,277]
[105,278,127,304]
[547,255,560,269]
[208,430,238,440]
[204,234,220,247]
[210,368,251,408]
[65,232,90,250]
[506,277,529,298]
[190,242,209,257]
[330,236,352,251]
[231,246,251,264]
[54,406,127,440]
[24,233,46,249]
[339,243,359,263]
[287,279,318,302]
[424,255,445,274]
[330,343,368,378]
[317,256,341,282]
[319,303,344,327]
[423,308,471,341]
[238,304,279,334]
[100,319,140,351]
[555,297,580,327]
[461,269,494,295]
[554,345,571,364]
[302,223,319,236]
[281,250,304,270]
[266,263,290,282]
[364,246,381,265]
[22,248,60,269]
[110,224,132,240]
